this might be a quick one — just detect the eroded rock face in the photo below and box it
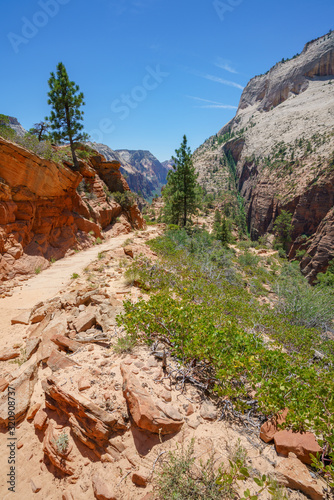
[42,376,127,453]
[43,422,77,475]
[192,32,334,279]
[121,363,183,435]
[0,138,144,282]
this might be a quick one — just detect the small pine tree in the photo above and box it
[273,210,293,250]
[46,62,88,169]
[163,135,202,227]
[216,216,231,246]
[29,121,50,142]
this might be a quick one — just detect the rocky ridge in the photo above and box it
[90,144,169,200]
[192,31,334,281]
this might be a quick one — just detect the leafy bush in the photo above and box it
[117,228,334,482]
[112,191,136,209]
[275,262,334,329]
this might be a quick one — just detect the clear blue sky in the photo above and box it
[1,0,333,161]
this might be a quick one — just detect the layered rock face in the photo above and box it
[193,31,334,280]
[0,138,144,281]
[91,143,169,199]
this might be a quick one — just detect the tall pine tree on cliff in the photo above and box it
[163,135,201,227]
[46,62,88,169]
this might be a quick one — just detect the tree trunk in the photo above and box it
[65,104,78,170]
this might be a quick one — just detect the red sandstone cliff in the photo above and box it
[0,138,144,282]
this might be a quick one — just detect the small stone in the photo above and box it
[132,468,149,487]
[186,403,194,416]
[123,246,134,258]
[73,311,96,333]
[27,402,41,420]
[200,402,217,421]
[31,477,42,493]
[17,441,23,449]
[34,409,48,430]
[78,378,91,391]
[92,474,118,500]
[87,345,94,351]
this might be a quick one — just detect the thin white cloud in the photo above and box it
[187,68,244,90]
[215,58,238,74]
[187,96,237,109]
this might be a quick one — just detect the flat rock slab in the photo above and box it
[73,311,96,333]
[275,453,326,500]
[51,333,81,352]
[47,349,79,372]
[121,363,183,435]
[11,310,31,325]
[274,430,322,464]
[0,347,20,361]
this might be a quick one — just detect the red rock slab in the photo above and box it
[132,468,149,487]
[121,363,183,435]
[42,376,127,451]
[73,311,96,333]
[92,475,118,500]
[0,348,19,361]
[0,377,9,392]
[34,409,48,430]
[260,408,289,443]
[11,310,31,325]
[47,349,79,372]
[275,453,326,500]
[50,333,81,353]
[274,430,322,464]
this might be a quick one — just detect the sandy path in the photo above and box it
[0,227,157,339]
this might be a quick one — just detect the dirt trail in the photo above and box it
[0,227,157,343]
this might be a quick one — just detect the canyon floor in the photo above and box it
[0,226,324,499]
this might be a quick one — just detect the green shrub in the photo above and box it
[112,191,136,209]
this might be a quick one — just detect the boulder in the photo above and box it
[274,430,322,464]
[260,408,289,443]
[275,453,326,500]
[73,311,96,333]
[121,363,183,435]
[42,376,127,452]
[0,362,38,426]
[92,475,118,500]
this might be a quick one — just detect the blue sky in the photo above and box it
[1,0,333,161]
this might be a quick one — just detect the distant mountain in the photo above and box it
[6,116,26,137]
[192,31,334,281]
[161,159,175,171]
[91,143,169,200]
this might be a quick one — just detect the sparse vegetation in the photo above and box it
[71,272,79,279]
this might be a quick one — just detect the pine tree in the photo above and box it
[163,135,201,227]
[46,62,88,169]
